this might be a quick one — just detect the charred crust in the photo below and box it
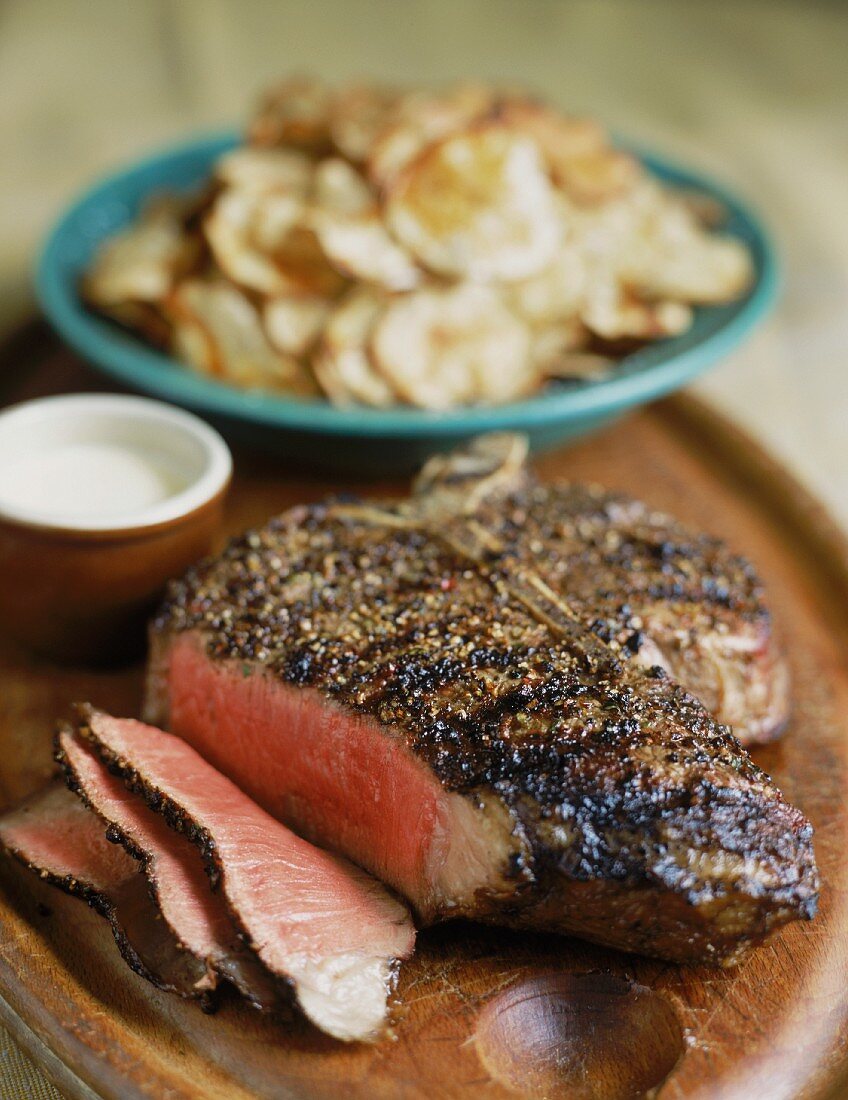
[0,827,215,1005]
[67,716,311,1018]
[149,476,814,957]
[62,713,225,896]
[70,711,259,954]
[57,716,290,1015]
[56,720,201,939]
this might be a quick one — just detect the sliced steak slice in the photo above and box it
[0,783,212,1004]
[73,705,416,1042]
[56,727,280,1013]
[145,435,818,967]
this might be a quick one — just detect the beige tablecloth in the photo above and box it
[1,0,846,1095]
[0,1026,63,1099]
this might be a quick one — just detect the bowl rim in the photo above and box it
[35,129,779,439]
[0,393,233,533]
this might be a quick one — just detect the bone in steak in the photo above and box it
[0,783,213,1003]
[73,705,416,1042]
[56,726,281,1013]
[409,436,790,745]
[146,434,817,966]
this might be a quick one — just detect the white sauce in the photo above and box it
[0,442,188,521]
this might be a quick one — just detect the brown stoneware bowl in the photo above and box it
[0,394,232,664]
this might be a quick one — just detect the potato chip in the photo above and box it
[312,211,420,290]
[168,279,318,395]
[509,244,587,324]
[271,225,349,298]
[562,181,660,267]
[495,97,642,205]
[626,236,752,303]
[171,315,216,377]
[249,193,309,253]
[582,282,692,340]
[313,289,396,407]
[546,352,614,381]
[534,334,613,382]
[495,98,606,169]
[556,148,642,205]
[672,188,728,229]
[215,147,313,196]
[565,183,748,303]
[82,202,194,305]
[312,158,375,216]
[264,295,330,357]
[96,300,173,347]
[386,124,561,282]
[205,191,345,298]
[248,76,333,152]
[367,83,493,189]
[529,319,588,371]
[330,83,399,164]
[371,285,534,408]
[204,191,297,295]
[622,203,753,303]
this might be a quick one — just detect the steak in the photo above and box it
[72,706,415,1042]
[410,438,789,745]
[56,726,281,1013]
[0,783,213,1003]
[146,434,818,966]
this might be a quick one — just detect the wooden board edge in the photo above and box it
[0,322,846,1097]
[657,394,848,1100]
[0,989,102,1100]
[657,394,848,616]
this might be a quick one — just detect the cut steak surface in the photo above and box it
[146,434,817,965]
[154,632,518,924]
[56,727,280,1012]
[0,783,211,1002]
[73,706,415,1042]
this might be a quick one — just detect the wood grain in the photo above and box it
[0,324,846,1099]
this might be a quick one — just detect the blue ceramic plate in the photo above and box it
[36,132,777,474]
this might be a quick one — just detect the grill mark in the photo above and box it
[153,463,806,899]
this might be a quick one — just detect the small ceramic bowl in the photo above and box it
[0,394,232,664]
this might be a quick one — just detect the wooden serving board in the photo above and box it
[0,323,846,1100]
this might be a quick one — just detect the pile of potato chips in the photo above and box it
[83,77,753,409]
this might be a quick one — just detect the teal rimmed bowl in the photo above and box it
[36,131,777,475]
